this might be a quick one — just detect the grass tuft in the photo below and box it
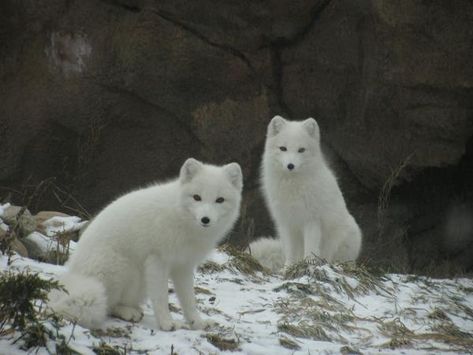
[221,245,268,276]
[0,271,64,331]
[205,333,240,351]
[278,322,331,341]
[279,336,300,350]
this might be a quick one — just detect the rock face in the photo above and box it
[1,0,472,274]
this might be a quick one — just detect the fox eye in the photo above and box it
[193,194,202,201]
[298,148,306,153]
[279,146,287,152]
[215,197,225,203]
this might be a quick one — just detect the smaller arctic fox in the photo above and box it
[49,158,243,331]
[253,115,361,270]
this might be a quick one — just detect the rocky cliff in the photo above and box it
[1,0,472,274]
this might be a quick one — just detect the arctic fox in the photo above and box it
[49,158,243,331]
[253,115,361,270]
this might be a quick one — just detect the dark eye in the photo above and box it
[279,146,287,152]
[193,194,201,201]
[216,197,225,203]
[298,148,306,153]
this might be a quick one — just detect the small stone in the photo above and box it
[0,226,8,241]
[10,238,28,257]
[35,210,70,223]
[22,232,48,261]
[35,211,70,234]
[0,228,27,257]
[2,205,37,238]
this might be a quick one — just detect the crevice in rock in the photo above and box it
[263,0,332,49]
[270,46,292,118]
[265,0,332,118]
[89,81,207,148]
[100,0,141,13]
[147,7,253,71]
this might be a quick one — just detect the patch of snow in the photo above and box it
[42,216,87,237]
[205,249,230,265]
[1,248,472,354]
[0,221,8,232]
[24,231,77,255]
[0,203,11,217]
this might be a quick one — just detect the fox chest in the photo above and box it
[268,181,322,218]
[144,230,214,267]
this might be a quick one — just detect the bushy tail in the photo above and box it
[249,238,285,273]
[48,272,108,328]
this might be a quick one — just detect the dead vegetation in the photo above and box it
[220,244,268,276]
[284,256,391,299]
[274,255,473,352]
[0,270,77,352]
[205,333,240,352]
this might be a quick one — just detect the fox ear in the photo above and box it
[303,117,319,139]
[267,115,286,137]
[224,162,243,191]
[180,158,202,183]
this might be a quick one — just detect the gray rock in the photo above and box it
[0,0,472,274]
[2,205,37,238]
[10,237,28,258]
[35,211,70,234]
[0,226,28,257]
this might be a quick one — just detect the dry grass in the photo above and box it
[278,335,300,350]
[284,256,390,299]
[90,327,131,339]
[273,252,473,352]
[277,322,331,341]
[205,333,240,352]
[377,153,414,234]
[375,316,473,351]
[220,244,269,276]
[92,341,128,355]
[197,260,226,274]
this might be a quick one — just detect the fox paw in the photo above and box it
[159,319,187,331]
[111,305,143,323]
[189,318,217,330]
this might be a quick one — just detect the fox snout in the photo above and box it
[200,216,210,227]
[194,205,218,228]
[278,153,300,172]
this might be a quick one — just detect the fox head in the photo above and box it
[178,158,243,233]
[264,115,322,174]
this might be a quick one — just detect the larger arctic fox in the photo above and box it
[255,115,361,270]
[49,158,242,331]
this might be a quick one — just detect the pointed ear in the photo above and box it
[224,162,243,191]
[267,115,286,137]
[180,158,202,183]
[303,118,319,139]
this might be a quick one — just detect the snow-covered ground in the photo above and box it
[1,216,473,354]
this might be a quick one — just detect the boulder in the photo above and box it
[10,238,28,258]
[0,227,28,257]
[1,0,472,274]
[35,211,70,234]
[1,205,37,238]
[281,0,473,188]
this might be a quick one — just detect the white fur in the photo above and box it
[256,115,362,269]
[248,238,284,272]
[49,158,243,330]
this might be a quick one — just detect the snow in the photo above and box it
[1,244,473,354]
[41,216,87,237]
[0,203,11,217]
[23,231,78,256]
[0,203,10,231]
[0,222,7,232]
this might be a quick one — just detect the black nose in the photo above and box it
[201,217,210,225]
[287,163,295,170]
